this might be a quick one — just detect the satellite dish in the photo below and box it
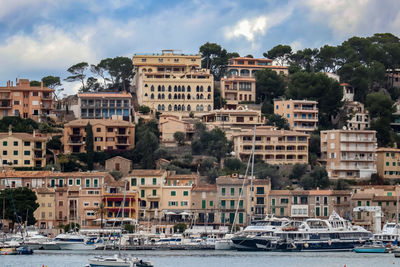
[342,126,347,130]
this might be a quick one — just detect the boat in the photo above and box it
[54,233,94,250]
[16,246,34,255]
[353,241,387,253]
[374,222,400,245]
[0,247,18,255]
[87,255,153,267]
[215,234,234,250]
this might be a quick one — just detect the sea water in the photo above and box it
[2,250,399,267]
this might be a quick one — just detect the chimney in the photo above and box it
[8,125,12,136]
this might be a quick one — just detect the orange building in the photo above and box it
[221,57,288,109]
[63,119,135,153]
[0,79,54,122]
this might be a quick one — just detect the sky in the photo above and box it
[0,0,400,95]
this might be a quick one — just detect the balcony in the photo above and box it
[41,104,53,110]
[341,156,375,161]
[41,95,53,100]
[147,194,160,199]
[340,137,377,143]
[68,140,83,145]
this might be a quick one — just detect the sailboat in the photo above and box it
[87,181,153,267]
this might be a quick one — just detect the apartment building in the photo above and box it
[216,174,270,225]
[63,119,135,153]
[321,130,377,179]
[221,57,288,109]
[376,148,400,179]
[77,91,133,122]
[191,184,218,225]
[126,169,168,220]
[158,114,195,145]
[345,101,370,131]
[161,174,197,222]
[132,50,214,115]
[232,126,309,165]
[274,99,318,134]
[0,79,54,122]
[34,187,56,229]
[268,189,351,219]
[0,130,48,168]
[202,106,266,139]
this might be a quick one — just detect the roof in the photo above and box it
[340,83,351,86]
[376,147,400,152]
[202,107,261,116]
[35,187,55,194]
[269,190,292,196]
[233,127,309,137]
[308,190,333,196]
[129,169,166,176]
[352,193,375,200]
[78,92,132,98]
[320,129,376,134]
[373,196,397,201]
[192,184,217,192]
[65,119,134,127]
[274,99,318,104]
[105,156,132,162]
[0,171,111,178]
[167,174,198,180]
[0,133,48,141]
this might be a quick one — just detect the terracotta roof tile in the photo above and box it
[129,169,166,176]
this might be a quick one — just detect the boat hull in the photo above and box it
[56,242,95,250]
[215,240,233,250]
[353,248,387,253]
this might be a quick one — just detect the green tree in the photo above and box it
[65,62,89,91]
[134,127,159,169]
[315,45,340,72]
[309,133,320,165]
[86,122,94,170]
[64,222,80,232]
[265,114,290,130]
[290,48,319,72]
[0,187,39,228]
[299,166,329,190]
[95,202,107,229]
[173,131,185,146]
[138,105,151,114]
[255,69,286,104]
[287,72,343,128]
[42,76,63,101]
[46,135,62,150]
[224,158,245,173]
[197,128,232,161]
[30,80,41,86]
[289,163,308,180]
[173,223,187,233]
[263,44,292,66]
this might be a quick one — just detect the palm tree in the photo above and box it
[95,202,107,229]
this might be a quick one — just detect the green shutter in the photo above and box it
[202,200,206,209]
[323,207,328,216]
[221,200,226,207]
[152,189,156,196]
[316,207,320,216]
[222,188,226,196]
[231,188,234,196]
[230,200,235,208]
[209,201,213,207]
[239,200,243,208]
[239,213,243,224]
[153,178,157,185]
[141,178,145,185]
[229,213,235,224]
[183,191,188,196]
[272,199,275,206]
[221,213,225,223]
[132,178,137,186]
[85,179,90,187]
[141,190,145,198]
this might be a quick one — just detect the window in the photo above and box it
[231,188,235,196]
[24,160,30,165]
[131,178,137,186]
[230,200,235,208]
[221,200,226,207]
[76,179,81,186]
[209,201,213,207]
[13,141,18,146]
[68,179,73,185]
[96,128,101,132]
[202,200,206,209]
[24,150,30,155]
[85,178,90,188]
[141,190,145,198]
[323,207,328,216]
[316,206,320,216]
[94,179,98,187]
[152,189,157,196]
[386,162,390,166]
[2,141,7,146]
[272,198,276,206]
[358,201,362,206]
[152,178,157,185]
[183,191,189,196]
[141,178,145,185]
[2,151,6,156]
[59,201,63,207]
[222,188,226,196]
[24,141,30,146]
[280,198,289,204]
[171,191,176,196]
[239,200,243,208]
[181,201,188,206]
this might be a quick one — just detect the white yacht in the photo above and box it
[54,233,94,250]
[374,222,400,244]
[87,254,153,267]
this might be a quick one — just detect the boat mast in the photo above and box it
[119,180,128,254]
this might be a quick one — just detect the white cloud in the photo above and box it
[289,40,303,52]
[224,5,294,45]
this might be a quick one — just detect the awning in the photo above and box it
[94,218,108,222]
[180,212,191,216]
[105,198,123,201]
[165,211,176,215]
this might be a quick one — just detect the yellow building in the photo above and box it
[158,114,194,145]
[376,148,400,179]
[0,79,54,122]
[132,50,214,115]
[320,130,377,179]
[274,99,318,134]
[221,57,288,109]
[63,119,135,154]
[232,126,309,165]
[0,130,47,168]
[202,106,265,139]
[34,187,56,229]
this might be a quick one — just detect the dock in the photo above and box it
[95,244,215,250]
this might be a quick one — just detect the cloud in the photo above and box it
[302,0,400,37]
[224,5,294,44]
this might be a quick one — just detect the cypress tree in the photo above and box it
[86,122,94,170]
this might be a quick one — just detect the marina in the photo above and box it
[2,250,400,267]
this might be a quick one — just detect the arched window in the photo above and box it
[200,94,203,99]
[200,105,204,111]
[168,85,172,92]
[200,86,204,92]
[168,104,172,111]
[207,86,211,92]
[150,93,154,99]
[251,70,258,76]
[208,94,211,99]
[182,105,185,111]
[144,93,148,97]
[196,86,199,92]
[177,105,181,111]
[174,94,177,99]
[174,105,177,111]
[208,105,211,111]
[187,86,191,92]
[240,69,250,76]
[182,86,185,92]
[196,105,200,111]
[187,94,191,100]
[181,94,184,99]
[196,94,199,99]
[178,94,181,99]
[162,104,165,111]
[158,93,161,99]
[187,105,191,111]
[174,86,177,92]
[150,85,154,91]
[178,86,181,92]
[162,85,165,92]
[157,104,161,111]
[158,85,161,92]
[169,94,172,99]
[144,84,148,87]
[143,68,147,72]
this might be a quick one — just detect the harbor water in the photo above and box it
[2,250,400,267]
